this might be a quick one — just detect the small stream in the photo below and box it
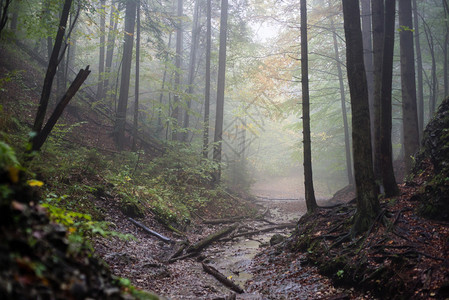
[206,195,305,294]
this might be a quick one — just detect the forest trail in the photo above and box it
[94,176,361,299]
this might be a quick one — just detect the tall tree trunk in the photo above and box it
[132,0,141,151]
[361,0,374,147]
[213,0,229,182]
[203,0,212,159]
[182,0,201,142]
[329,6,353,186]
[97,0,106,100]
[157,33,173,138]
[32,0,73,143]
[342,0,379,234]
[103,3,119,101]
[412,0,424,136]
[172,0,184,141]
[443,0,449,97]
[301,0,318,213]
[114,0,136,150]
[380,0,399,197]
[399,0,420,172]
[371,0,383,187]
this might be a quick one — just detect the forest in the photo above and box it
[0,0,449,298]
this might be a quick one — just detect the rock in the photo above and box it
[270,234,285,246]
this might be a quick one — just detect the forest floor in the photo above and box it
[92,175,374,299]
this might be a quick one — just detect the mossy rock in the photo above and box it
[120,202,145,218]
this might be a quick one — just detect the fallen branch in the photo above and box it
[128,217,172,244]
[255,196,299,201]
[202,263,244,294]
[186,224,238,253]
[168,240,189,261]
[168,251,198,263]
[221,223,296,241]
[203,216,247,225]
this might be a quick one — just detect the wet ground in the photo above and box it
[94,176,356,299]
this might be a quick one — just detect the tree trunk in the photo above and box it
[300,0,318,213]
[182,0,201,142]
[342,0,380,234]
[132,0,141,151]
[157,33,173,138]
[32,0,73,145]
[114,0,137,150]
[399,0,420,172]
[361,0,374,147]
[96,0,106,100]
[371,0,383,188]
[203,0,212,159]
[329,4,353,186]
[103,4,119,101]
[32,67,91,152]
[412,0,424,136]
[213,0,229,182]
[380,0,399,197]
[172,0,184,141]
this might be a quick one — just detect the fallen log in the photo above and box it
[168,240,189,261]
[128,217,172,244]
[202,263,244,294]
[203,216,246,225]
[186,224,238,253]
[221,223,296,241]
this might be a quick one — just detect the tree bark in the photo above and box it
[300,0,318,213]
[371,0,383,188]
[115,0,137,150]
[203,0,212,158]
[412,0,424,137]
[399,0,420,172]
[213,0,229,182]
[329,5,353,186]
[380,0,399,197]
[361,0,375,147]
[342,0,379,234]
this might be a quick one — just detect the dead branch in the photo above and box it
[186,224,238,253]
[202,263,244,294]
[128,217,172,244]
[221,223,296,241]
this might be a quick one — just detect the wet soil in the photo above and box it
[93,176,368,299]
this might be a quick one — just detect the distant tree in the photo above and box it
[132,0,141,151]
[115,0,137,150]
[399,0,420,172]
[172,0,184,141]
[342,0,380,234]
[380,0,399,197]
[203,0,212,159]
[103,3,119,101]
[300,0,318,213]
[182,0,201,143]
[213,0,229,181]
[96,0,106,100]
